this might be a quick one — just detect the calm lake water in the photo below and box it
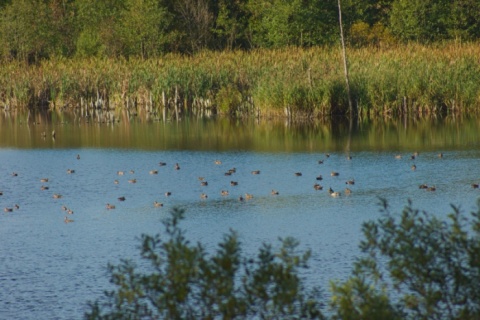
[1,110,480,319]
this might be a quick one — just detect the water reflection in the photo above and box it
[1,109,479,152]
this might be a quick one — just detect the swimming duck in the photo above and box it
[230,181,238,186]
[346,155,352,160]
[215,160,222,165]
[251,170,260,175]
[344,188,352,195]
[11,172,18,177]
[271,190,279,195]
[41,185,49,190]
[228,168,236,173]
[117,171,125,176]
[174,163,180,170]
[67,209,74,215]
[200,193,208,199]
[316,175,323,181]
[419,184,428,189]
[154,201,163,207]
[328,187,341,197]
[106,203,116,210]
[53,193,62,199]
[64,216,74,223]
[438,153,443,158]
[4,207,12,212]
[318,160,324,164]
[411,164,417,171]
[76,154,80,160]
[395,154,402,159]
[472,183,479,189]
[331,171,339,177]
[198,177,205,181]
[14,204,19,210]
[294,172,302,176]
[114,180,119,184]
[128,179,137,184]
[221,190,229,196]
[346,179,355,185]
[238,196,244,201]
[149,170,158,175]
[129,170,135,174]
[118,196,126,201]
[427,186,436,192]
[165,192,172,197]
[245,193,254,200]
[158,162,167,166]
[201,181,208,186]
[67,169,75,174]
[224,171,232,176]
[40,178,49,183]
[313,184,323,190]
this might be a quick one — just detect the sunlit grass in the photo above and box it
[1,43,479,117]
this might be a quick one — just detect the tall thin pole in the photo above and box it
[337,0,353,117]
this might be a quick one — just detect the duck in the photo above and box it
[346,179,355,185]
[76,154,80,160]
[419,184,428,189]
[40,185,49,190]
[201,181,208,186]
[106,203,116,210]
[427,186,436,192]
[221,190,229,196]
[14,204,19,210]
[238,196,244,201]
[11,172,18,177]
[271,190,279,195]
[118,196,126,201]
[4,207,13,212]
[313,184,323,190]
[328,187,341,197]
[224,171,232,176]
[438,153,443,158]
[165,192,172,197]
[344,188,352,195]
[318,160,324,164]
[64,216,74,223]
[117,171,125,176]
[158,162,167,166]
[40,178,49,183]
[53,193,62,199]
[67,169,75,174]
[174,163,180,170]
[346,155,352,160]
[325,153,330,158]
[214,160,222,165]
[114,180,119,184]
[67,209,74,215]
[472,183,479,189]
[149,170,158,175]
[395,154,402,159]
[251,170,260,175]
[129,170,135,174]
[331,171,339,177]
[316,175,323,181]
[128,179,137,184]
[294,172,302,176]
[411,164,417,171]
[230,181,238,186]
[200,193,208,199]
[154,201,163,207]
[245,193,254,200]
[228,168,236,174]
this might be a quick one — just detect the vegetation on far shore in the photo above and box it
[1,43,480,118]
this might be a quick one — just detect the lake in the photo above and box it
[1,110,480,319]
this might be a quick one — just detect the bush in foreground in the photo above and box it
[86,200,480,319]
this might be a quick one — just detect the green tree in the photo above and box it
[389,0,450,42]
[330,199,480,319]
[214,0,250,50]
[0,0,51,62]
[85,208,323,319]
[246,0,338,48]
[118,0,172,58]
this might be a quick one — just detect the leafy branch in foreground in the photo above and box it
[85,208,323,319]
[330,199,480,320]
[86,200,480,319]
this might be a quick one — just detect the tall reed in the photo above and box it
[0,43,479,118]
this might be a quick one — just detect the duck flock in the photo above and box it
[3,149,471,225]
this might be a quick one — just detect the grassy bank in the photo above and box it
[1,43,479,118]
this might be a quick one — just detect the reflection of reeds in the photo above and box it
[1,43,479,117]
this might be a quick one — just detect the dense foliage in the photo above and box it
[86,200,480,319]
[0,0,480,61]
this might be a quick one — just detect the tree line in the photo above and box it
[1,0,480,62]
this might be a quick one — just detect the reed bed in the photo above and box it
[1,43,479,119]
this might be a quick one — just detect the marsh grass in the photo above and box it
[1,43,479,119]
